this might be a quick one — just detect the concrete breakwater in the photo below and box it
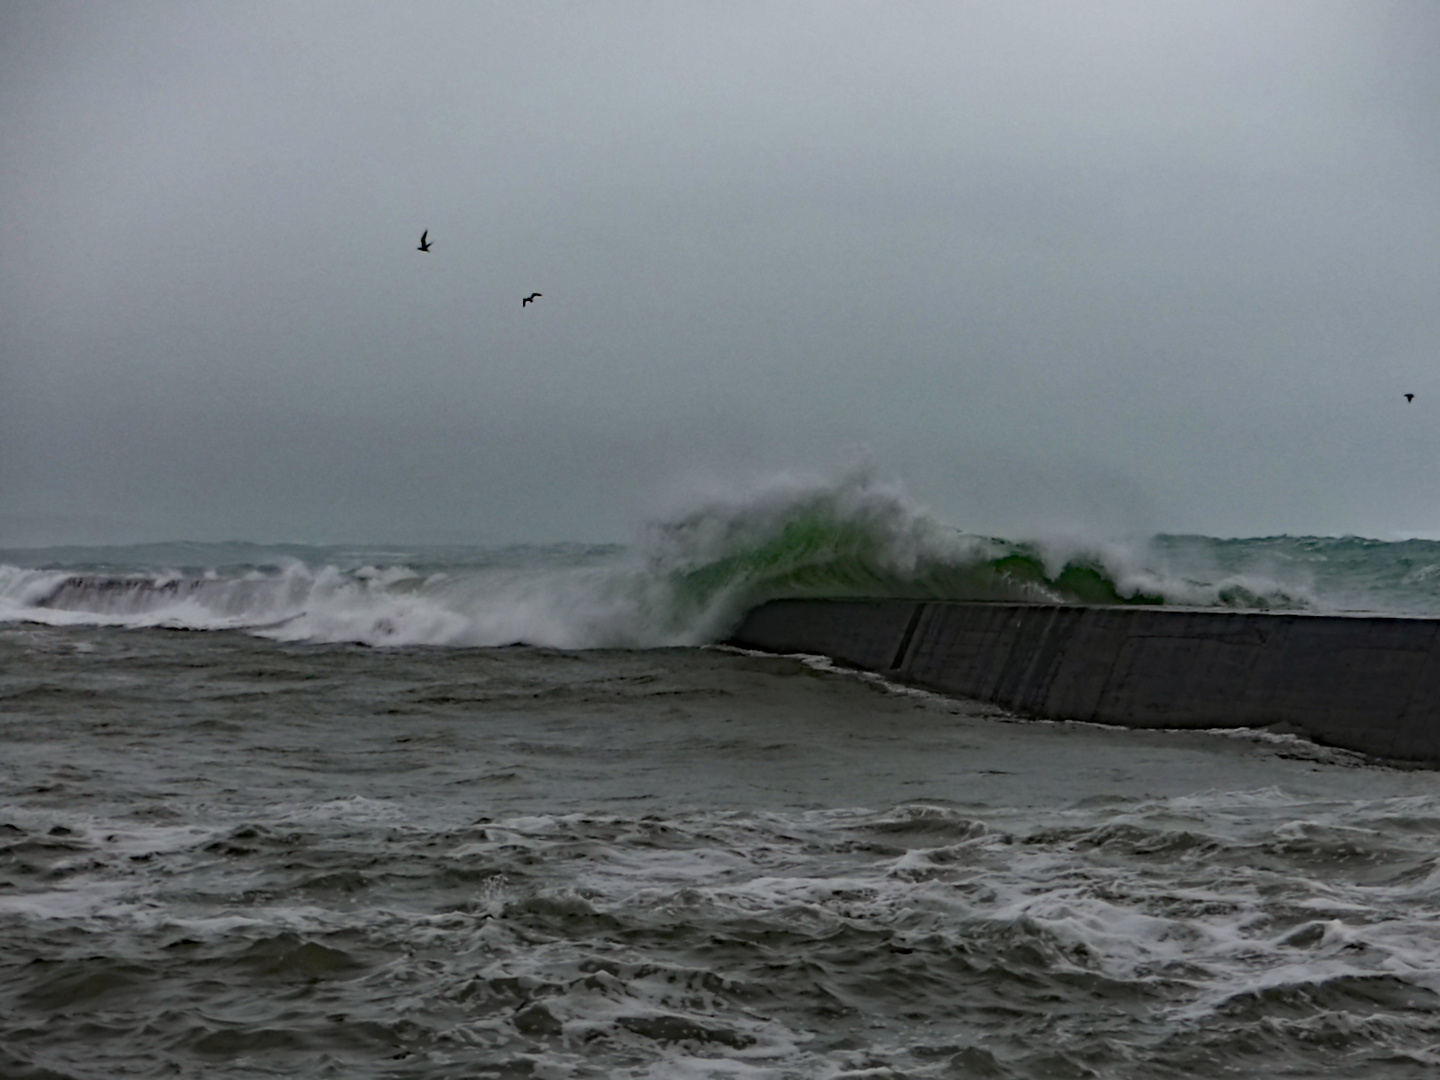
[727,599,1440,764]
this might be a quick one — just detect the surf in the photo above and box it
[5,472,1438,649]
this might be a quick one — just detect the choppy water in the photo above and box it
[8,478,1440,1077]
[4,624,1440,1079]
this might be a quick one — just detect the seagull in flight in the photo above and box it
[1406,393,1415,402]
[522,293,542,307]
[417,230,432,253]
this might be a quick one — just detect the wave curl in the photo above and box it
[0,473,1327,648]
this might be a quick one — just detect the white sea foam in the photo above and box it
[12,786,1440,1074]
[5,471,1440,650]
[275,795,409,825]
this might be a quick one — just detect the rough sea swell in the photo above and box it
[5,630,1440,1079]
[9,474,1440,1078]
[6,474,1440,648]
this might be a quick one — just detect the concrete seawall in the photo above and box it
[727,599,1440,764]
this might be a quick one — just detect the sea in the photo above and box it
[6,476,1440,1079]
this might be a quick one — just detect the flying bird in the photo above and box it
[522,293,542,307]
[1406,393,1415,402]
[417,230,431,253]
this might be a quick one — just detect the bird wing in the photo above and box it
[420,230,428,243]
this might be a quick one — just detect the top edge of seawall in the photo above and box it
[749,598,1440,623]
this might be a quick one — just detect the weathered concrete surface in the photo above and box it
[727,600,1440,763]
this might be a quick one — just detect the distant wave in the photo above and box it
[6,472,1439,648]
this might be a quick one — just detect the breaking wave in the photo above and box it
[0,471,1421,649]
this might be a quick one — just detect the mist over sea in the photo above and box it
[7,476,1440,1078]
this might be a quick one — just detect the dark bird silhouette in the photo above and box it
[1406,393,1415,402]
[522,293,542,307]
[417,230,432,253]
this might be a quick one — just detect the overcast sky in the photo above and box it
[4,1,1440,545]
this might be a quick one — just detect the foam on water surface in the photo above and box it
[4,626,1440,1077]
[11,789,1440,1076]
[7,474,1440,1075]
[11,471,1440,650]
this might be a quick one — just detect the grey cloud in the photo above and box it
[5,1,1440,545]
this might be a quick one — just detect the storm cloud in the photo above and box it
[4,1,1440,544]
